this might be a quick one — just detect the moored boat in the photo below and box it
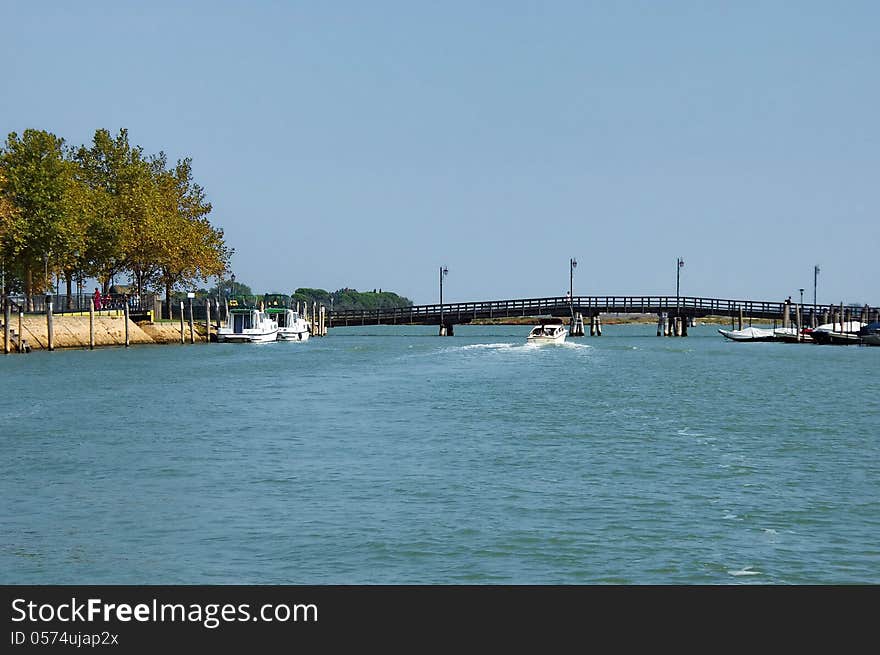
[718,326,776,342]
[217,306,279,343]
[263,293,311,341]
[810,321,865,345]
[267,307,311,341]
[858,322,880,346]
[772,327,814,343]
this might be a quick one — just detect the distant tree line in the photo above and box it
[0,128,230,312]
[292,288,413,312]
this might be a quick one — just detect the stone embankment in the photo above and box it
[6,315,208,350]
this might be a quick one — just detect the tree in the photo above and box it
[74,128,144,295]
[0,129,73,309]
[155,158,228,317]
[0,169,20,295]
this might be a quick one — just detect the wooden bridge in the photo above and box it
[328,295,880,336]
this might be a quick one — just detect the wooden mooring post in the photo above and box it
[205,299,212,343]
[570,312,585,337]
[657,312,665,336]
[188,297,195,344]
[124,298,130,347]
[3,297,10,354]
[89,298,95,350]
[46,295,54,351]
[179,301,185,344]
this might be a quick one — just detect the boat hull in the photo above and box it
[811,330,861,345]
[717,328,776,342]
[527,333,567,344]
[277,330,310,341]
[217,330,279,343]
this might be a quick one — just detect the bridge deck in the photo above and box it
[328,295,877,327]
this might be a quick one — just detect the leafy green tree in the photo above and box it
[73,128,143,294]
[0,129,73,309]
[155,158,228,317]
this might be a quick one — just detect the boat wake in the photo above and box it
[445,341,592,354]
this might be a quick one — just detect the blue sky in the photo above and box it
[3,1,878,305]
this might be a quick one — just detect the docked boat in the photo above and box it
[527,319,567,344]
[810,321,865,346]
[717,327,776,342]
[859,322,880,346]
[772,327,814,343]
[267,307,310,341]
[217,307,279,343]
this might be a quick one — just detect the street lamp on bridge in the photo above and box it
[676,257,684,312]
[569,258,577,317]
[439,266,449,335]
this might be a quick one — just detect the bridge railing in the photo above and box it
[328,296,877,325]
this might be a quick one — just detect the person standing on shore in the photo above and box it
[93,288,102,311]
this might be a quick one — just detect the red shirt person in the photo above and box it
[93,288,102,310]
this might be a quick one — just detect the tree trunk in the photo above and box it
[65,271,74,310]
[165,280,173,320]
[25,268,34,312]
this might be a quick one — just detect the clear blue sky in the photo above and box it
[3,1,878,305]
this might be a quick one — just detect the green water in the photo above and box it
[1,324,878,583]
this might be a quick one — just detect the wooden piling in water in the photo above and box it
[46,297,54,351]
[3,298,10,354]
[205,299,212,343]
[656,313,664,337]
[795,303,801,342]
[179,301,185,344]
[782,300,790,329]
[124,298,130,347]
[681,316,688,337]
[188,297,195,344]
[89,299,95,350]
[595,314,602,336]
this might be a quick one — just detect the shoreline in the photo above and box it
[3,315,208,351]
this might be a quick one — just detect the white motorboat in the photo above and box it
[527,320,567,344]
[267,307,311,341]
[218,307,279,343]
[718,326,776,342]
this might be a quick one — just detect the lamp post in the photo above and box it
[569,258,577,317]
[676,257,684,312]
[813,265,819,309]
[439,266,448,333]
[231,273,236,300]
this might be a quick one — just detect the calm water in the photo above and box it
[2,324,878,584]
